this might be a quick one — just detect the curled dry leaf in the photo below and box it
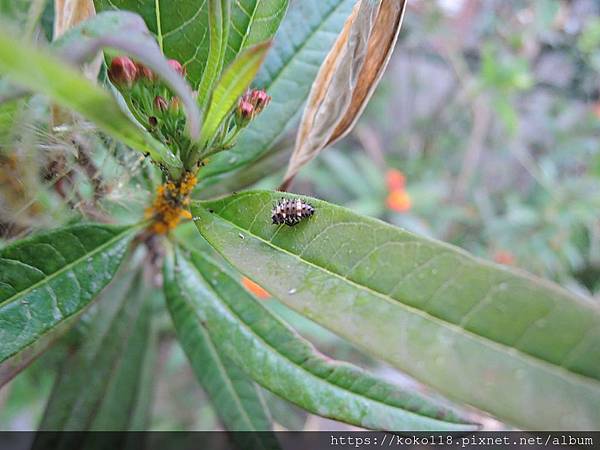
[54,0,101,81]
[54,0,96,38]
[53,0,100,126]
[280,0,407,190]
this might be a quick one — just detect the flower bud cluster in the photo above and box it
[108,56,186,88]
[108,56,272,174]
[109,57,274,236]
[108,55,187,156]
[235,89,271,127]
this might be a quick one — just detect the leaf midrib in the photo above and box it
[82,294,144,431]
[196,201,600,390]
[0,226,137,309]
[172,279,260,431]
[155,0,163,51]
[181,253,471,427]
[237,0,260,52]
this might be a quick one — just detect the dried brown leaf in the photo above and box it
[53,0,100,126]
[54,0,96,39]
[281,0,407,190]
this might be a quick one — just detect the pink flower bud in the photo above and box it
[240,89,271,117]
[168,59,186,77]
[108,56,138,88]
[236,99,254,125]
[136,62,156,81]
[250,89,271,110]
[154,96,168,112]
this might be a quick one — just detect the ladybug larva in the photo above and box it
[271,198,315,226]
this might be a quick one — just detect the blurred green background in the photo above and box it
[1,0,599,431]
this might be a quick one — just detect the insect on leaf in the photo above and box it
[192,191,600,430]
[280,0,407,190]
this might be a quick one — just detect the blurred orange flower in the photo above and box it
[386,169,406,191]
[493,250,515,266]
[386,189,412,212]
[241,276,271,299]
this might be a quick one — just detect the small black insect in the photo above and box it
[271,198,315,226]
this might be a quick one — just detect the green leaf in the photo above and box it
[0,306,83,388]
[0,0,29,22]
[192,191,600,430]
[164,245,474,431]
[197,0,231,108]
[200,42,270,148]
[94,0,210,87]
[0,223,139,365]
[0,30,183,179]
[200,0,354,180]
[196,136,291,197]
[165,247,274,434]
[35,271,156,434]
[225,0,289,66]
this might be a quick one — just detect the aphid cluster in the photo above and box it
[271,198,315,226]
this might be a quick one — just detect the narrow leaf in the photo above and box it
[192,191,600,430]
[281,0,407,189]
[35,271,156,435]
[0,223,139,364]
[0,306,80,388]
[199,0,355,181]
[165,246,475,431]
[197,0,231,108]
[200,41,270,148]
[0,30,183,179]
[165,247,275,435]
[225,0,289,66]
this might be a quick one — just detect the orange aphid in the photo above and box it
[386,189,411,212]
[386,169,406,191]
[179,209,192,220]
[147,172,197,234]
[242,277,271,300]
